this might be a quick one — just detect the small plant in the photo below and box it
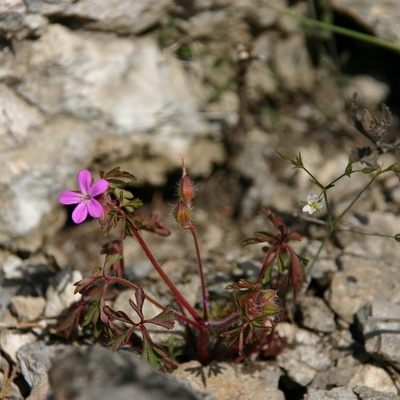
[57,159,303,369]
[58,96,400,370]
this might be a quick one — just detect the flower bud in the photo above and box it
[179,172,194,202]
[173,200,192,228]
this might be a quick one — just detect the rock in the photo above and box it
[305,387,358,400]
[2,254,24,280]
[325,254,400,323]
[0,372,24,400]
[311,355,363,390]
[331,0,400,45]
[273,33,315,92]
[0,330,37,363]
[276,323,333,387]
[353,385,400,400]
[49,345,210,400]
[348,364,397,395]
[343,75,390,108]
[297,296,336,333]
[16,342,55,389]
[44,267,82,318]
[0,23,221,247]
[9,295,46,321]
[0,0,48,40]
[355,301,400,370]
[26,0,172,35]
[173,360,285,400]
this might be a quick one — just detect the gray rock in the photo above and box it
[173,360,284,400]
[16,341,55,388]
[305,387,358,400]
[26,0,172,35]
[9,295,46,321]
[1,331,37,363]
[348,364,398,395]
[0,23,221,247]
[49,345,211,400]
[276,324,333,387]
[353,385,400,400]
[298,296,336,333]
[325,254,400,323]
[0,1,47,40]
[355,301,400,370]
[331,0,400,45]
[44,267,82,318]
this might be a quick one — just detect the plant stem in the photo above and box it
[93,275,203,329]
[129,223,204,325]
[306,169,382,275]
[189,227,208,321]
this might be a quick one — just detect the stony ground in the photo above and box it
[2,1,400,399]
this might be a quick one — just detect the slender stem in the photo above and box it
[129,223,204,325]
[189,227,208,321]
[306,169,382,275]
[333,170,381,226]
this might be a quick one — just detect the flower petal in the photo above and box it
[77,170,92,195]
[86,198,103,218]
[302,205,315,215]
[89,179,109,197]
[72,202,89,224]
[59,190,82,205]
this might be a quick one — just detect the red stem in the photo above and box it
[257,245,278,284]
[129,224,204,325]
[95,275,202,329]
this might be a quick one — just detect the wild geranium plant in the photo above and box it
[58,96,400,370]
[57,161,303,369]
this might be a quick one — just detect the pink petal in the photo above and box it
[77,170,92,195]
[89,179,109,197]
[72,202,89,224]
[86,198,103,218]
[59,190,82,205]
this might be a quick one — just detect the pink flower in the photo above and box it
[59,170,109,224]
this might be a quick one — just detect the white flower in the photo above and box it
[302,194,323,215]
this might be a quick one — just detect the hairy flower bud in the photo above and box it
[179,172,194,202]
[173,200,192,228]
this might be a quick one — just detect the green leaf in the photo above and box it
[141,337,162,370]
[241,238,262,246]
[395,234,400,242]
[293,152,304,168]
[82,302,99,327]
[345,162,354,177]
[362,167,377,174]
[275,150,291,161]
